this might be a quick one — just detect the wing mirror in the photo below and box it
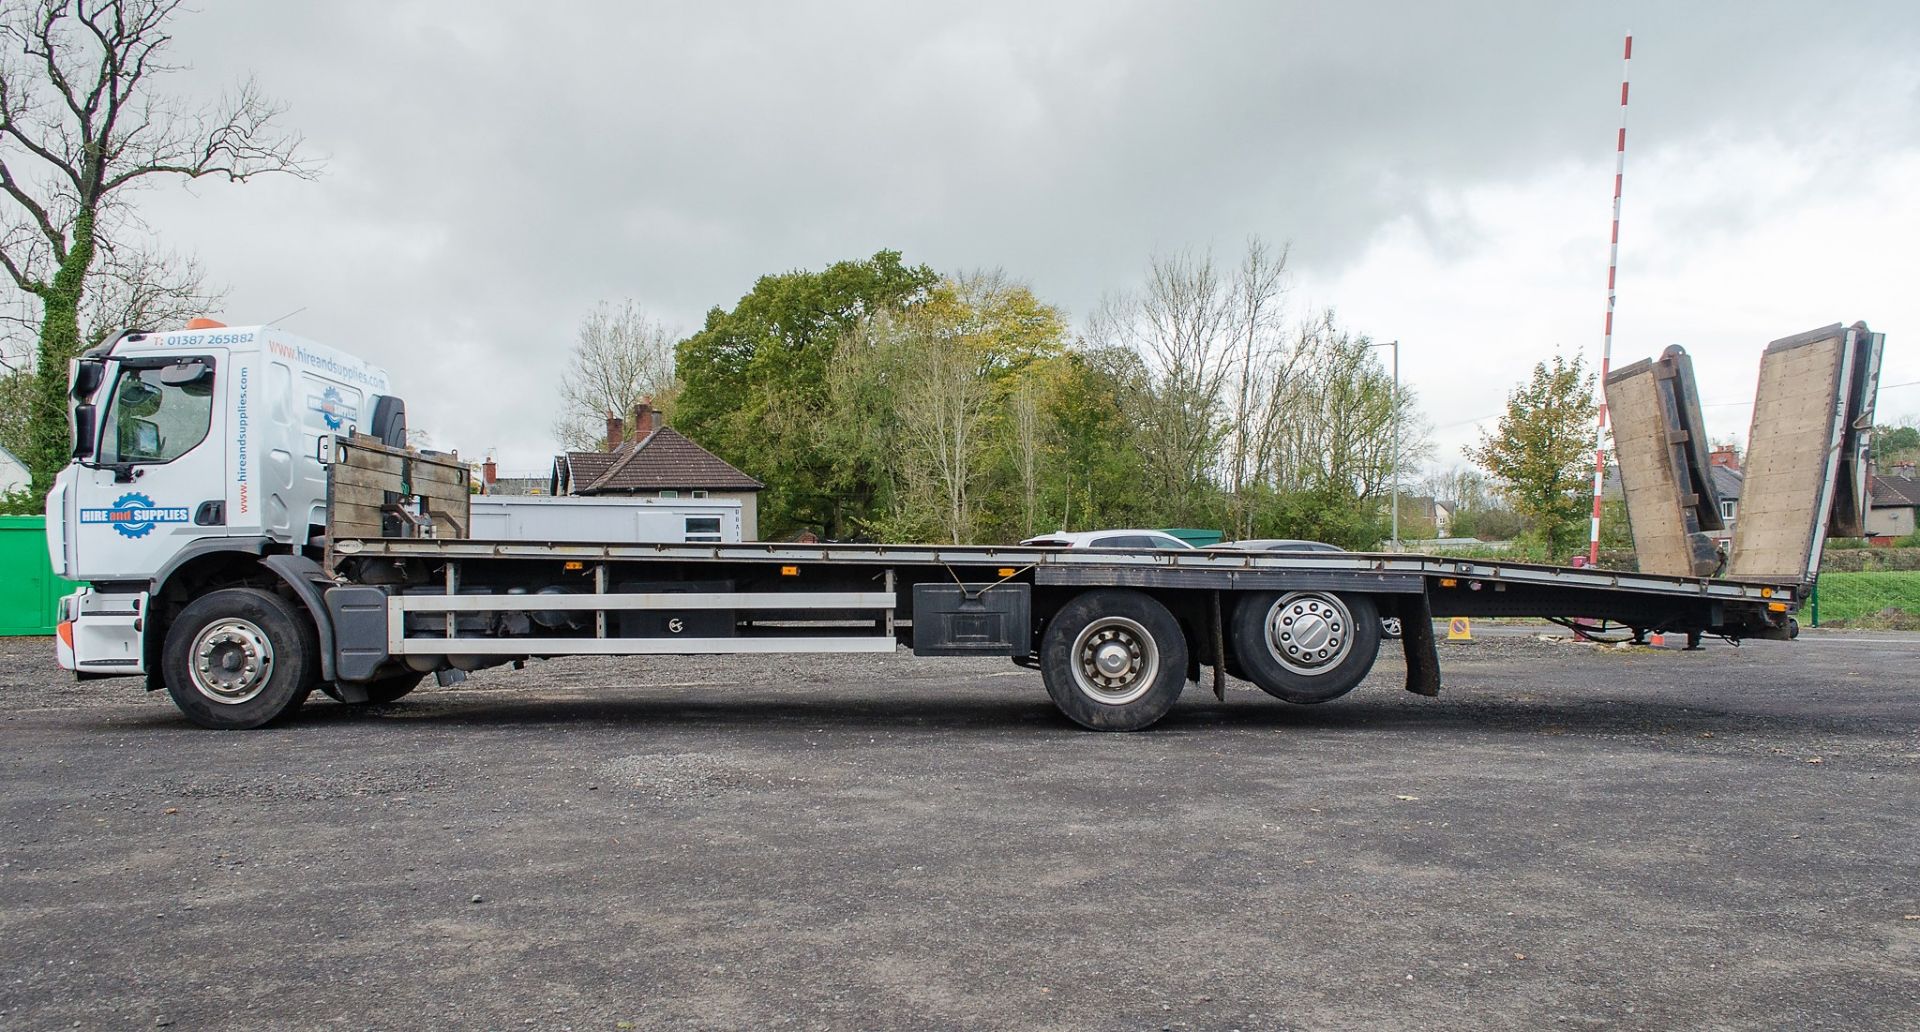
[70,404,97,459]
[68,358,105,400]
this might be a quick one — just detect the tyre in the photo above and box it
[321,671,427,705]
[1040,589,1189,731]
[161,588,319,730]
[1380,616,1404,639]
[1230,591,1382,704]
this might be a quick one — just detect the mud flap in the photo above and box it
[1210,590,1227,702]
[1398,592,1441,697]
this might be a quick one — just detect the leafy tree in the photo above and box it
[1466,354,1597,558]
[1873,423,1919,463]
[821,272,1069,544]
[674,250,936,538]
[0,0,315,499]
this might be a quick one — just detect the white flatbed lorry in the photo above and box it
[47,323,1803,731]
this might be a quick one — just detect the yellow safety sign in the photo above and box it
[1446,617,1472,641]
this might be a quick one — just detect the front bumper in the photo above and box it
[56,587,148,676]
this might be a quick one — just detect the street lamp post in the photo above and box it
[1370,339,1401,551]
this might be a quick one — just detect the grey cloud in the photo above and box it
[111,0,1919,465]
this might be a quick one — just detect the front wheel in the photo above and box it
[1230,591,1382,704]
[1040,590,1189,731]
[161,588,319,730]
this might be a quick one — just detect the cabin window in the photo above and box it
[97,359,215,465]
[685,516,723,543]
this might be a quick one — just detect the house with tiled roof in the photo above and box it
[1868,462,1919,541]
[550,401,764,538]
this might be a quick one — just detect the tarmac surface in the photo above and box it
[2,627,1917,1031]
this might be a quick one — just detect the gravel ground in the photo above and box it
[1,628,1917,1031]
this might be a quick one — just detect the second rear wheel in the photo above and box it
[1231,590,1382,704]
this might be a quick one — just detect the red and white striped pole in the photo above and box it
[1587,33,1632,566]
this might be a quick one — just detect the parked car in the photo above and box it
[1215,538,1403,638]
[1019,529,1196,550]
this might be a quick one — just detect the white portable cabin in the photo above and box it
[469,495,743,544]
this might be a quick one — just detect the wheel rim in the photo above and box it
[1070,615,1159,705]
[1264,593,1354,676]
[189,617,276,705]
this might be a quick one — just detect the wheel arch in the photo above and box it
[148,543,337,683]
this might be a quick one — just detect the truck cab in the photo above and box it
[49,323,401,675]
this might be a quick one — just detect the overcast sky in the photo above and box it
[126,0,1920,476]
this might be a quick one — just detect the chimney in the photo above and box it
[1709,445,1740,473]
[481,457,497,491]
[605,411,624,451]
[633,397,660,437]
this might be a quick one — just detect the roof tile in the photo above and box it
[568,427,762,493]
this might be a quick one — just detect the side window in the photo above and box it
[685,516,723,543]
[98,360,215,464]
[1090,536,1128,548]
[1147,534,1187,549]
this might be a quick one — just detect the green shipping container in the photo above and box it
[1160,527,1225,548]
[0,515,77,636]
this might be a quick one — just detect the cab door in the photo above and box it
[72,352,228,581]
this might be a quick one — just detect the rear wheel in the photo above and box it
[1040,590,1189,731]
[1231,591,1382,704]
[161,588,318,730]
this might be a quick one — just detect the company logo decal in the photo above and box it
[308,385,359,430]
[79,492,190,539]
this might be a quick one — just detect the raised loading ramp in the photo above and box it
[1726,322,1884,585]
[1606,345,1723,577]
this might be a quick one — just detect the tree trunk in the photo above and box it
[27,210,96,497]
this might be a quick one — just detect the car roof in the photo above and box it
[1218,538,1345,551]
[1018,529,1195,547]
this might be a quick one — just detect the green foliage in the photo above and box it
[1871,423,1918,463]
[673,251,940,538]
[1812,571,1920,627]
[670,249,1423,548]
[1247,483,1386,551]
[1466,354,1597,560]
[1449,503,1526,542]
[1600,498,1634,550]
[0,488,42,516]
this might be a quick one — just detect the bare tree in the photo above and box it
[1250,310,1428,505]
[1008,379,1048,537]
[0,0,316,495]
[1223,237,1289,538]
[892,315,993,544]
[1090,248,1237,523]
[553,299,679,449]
